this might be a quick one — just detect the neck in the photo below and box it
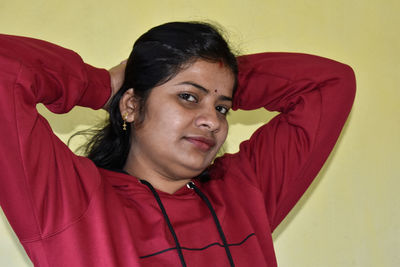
[128,168,191,194]
[123,159,192,195]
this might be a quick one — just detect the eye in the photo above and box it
[178,93,198,103]
[216,105,230,115]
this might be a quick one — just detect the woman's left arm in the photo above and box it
[228,52,356,231]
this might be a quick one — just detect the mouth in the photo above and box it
[184,136,216,152]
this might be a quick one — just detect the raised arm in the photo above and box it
[0,34,111,241]
[228,52,356,230]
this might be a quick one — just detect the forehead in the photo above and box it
[168,59,236,96]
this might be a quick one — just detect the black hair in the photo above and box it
[80,21,238,172]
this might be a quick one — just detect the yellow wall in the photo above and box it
[1,1,399,266]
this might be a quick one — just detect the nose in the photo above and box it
[194,107,220,133]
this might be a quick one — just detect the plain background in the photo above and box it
[0,0,399,266]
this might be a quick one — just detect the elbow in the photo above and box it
[339,63,357,108]
[327,61,357,110]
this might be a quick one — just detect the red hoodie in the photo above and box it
[0,34,355,266]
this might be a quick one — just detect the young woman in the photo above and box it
[0,22,355,266]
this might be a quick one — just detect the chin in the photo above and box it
[186,158,212,170]
[176,162,209,179]
[173,151,215,177]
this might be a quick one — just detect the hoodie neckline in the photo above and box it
[99,168,198,198]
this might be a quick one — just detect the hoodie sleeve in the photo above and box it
[226,52,356,231]
[0,34,111,241]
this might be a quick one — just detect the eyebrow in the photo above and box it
[176,81,233,102]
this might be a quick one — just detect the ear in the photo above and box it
[119,88,137,123]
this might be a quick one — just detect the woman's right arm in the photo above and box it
[0,34,111,241]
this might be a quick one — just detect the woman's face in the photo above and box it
[127,59,235,181]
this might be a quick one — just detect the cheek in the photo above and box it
[145,101,191,135]
[217,121,229,144]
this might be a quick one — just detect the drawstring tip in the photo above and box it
[186,181,195,189]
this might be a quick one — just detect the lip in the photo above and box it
[184,136,216,152]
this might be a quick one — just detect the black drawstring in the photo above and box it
[140,179,235,267]
[140,180,187,267]
[187,181,235,267]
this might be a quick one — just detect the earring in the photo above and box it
[122,112,128,131]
